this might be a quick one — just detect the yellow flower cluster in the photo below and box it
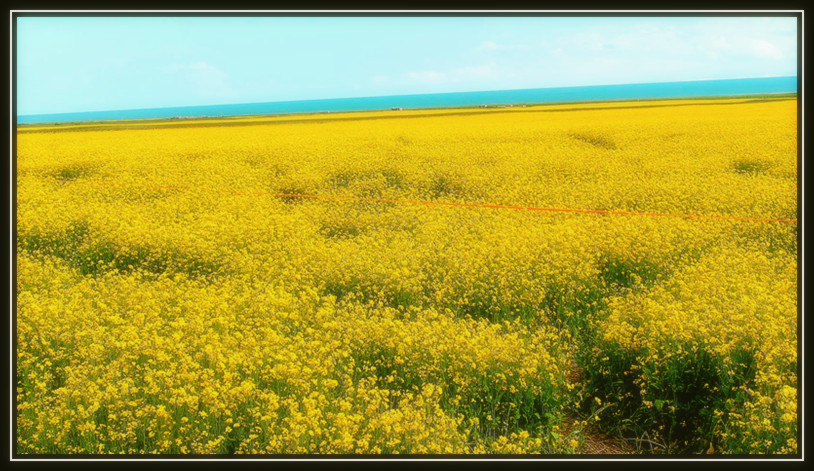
[16,97,797,454]
[16,250,570,454]
[597,239,797,453]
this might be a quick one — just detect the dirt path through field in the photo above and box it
[565,361,632,454]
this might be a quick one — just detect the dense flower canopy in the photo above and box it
[15,98,797,454]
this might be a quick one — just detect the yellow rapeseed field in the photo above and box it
[15,97,798,455]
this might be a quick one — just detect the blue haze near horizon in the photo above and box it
[17,76,797,125]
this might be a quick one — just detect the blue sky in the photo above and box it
[16,16,798,115]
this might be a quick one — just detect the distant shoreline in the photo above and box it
[16,76,798,126]
[16,92,798,130]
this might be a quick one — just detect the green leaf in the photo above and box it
[655,399,666,411]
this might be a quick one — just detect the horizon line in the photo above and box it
[17,75,798,119]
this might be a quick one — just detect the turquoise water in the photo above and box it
[17,76,797,124]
